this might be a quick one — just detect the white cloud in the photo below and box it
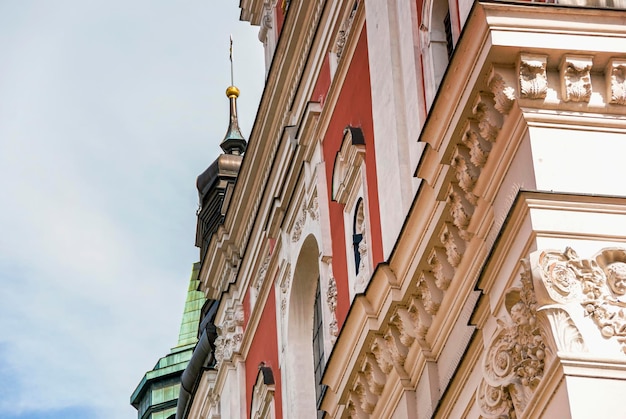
[0,1,264,417]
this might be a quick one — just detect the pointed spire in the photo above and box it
[220,36,247,155]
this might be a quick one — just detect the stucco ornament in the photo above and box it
[560,55,593,103]
[291,204,307,242]
[326,261,339,342]
[477,263,546,418]
[254,254,271,292]
[214,303,245,367]
[534,247,626,354]
[489,70,515,114]
[607,58,626,105]
[335,6,356,60]
[518,54,548,100]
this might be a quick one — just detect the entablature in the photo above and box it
[321,2,626,417]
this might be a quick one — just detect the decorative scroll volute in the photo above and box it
[477,263,546,418]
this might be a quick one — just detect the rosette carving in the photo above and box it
[534,247,626,354]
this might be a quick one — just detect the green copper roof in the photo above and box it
[175,262,205,348]
[131,262,206,419]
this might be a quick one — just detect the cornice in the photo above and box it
[322,2,626,416]
[200,0,325,296]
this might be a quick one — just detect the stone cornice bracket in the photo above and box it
[606,58,626,105]
[214,303,245,367]
[258,1,274,43]
[560,55,593,103]
[488,66,516,115]
[517,53,548,100]
[476,261,546,418]
[531,247,626,356]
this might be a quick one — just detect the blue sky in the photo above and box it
[0,2,264,418]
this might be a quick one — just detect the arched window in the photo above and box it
[422,0,454,106]
[312,280,326,418]
[353,198,365,275]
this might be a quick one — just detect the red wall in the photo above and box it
[316,25,384,329]
[244,287,282,418]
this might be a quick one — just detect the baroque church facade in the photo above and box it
[135,0,626,418]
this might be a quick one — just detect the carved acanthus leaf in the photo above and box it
[560,55,593,103]
[518,53,548,100]
[489,70,516,114]
[440,223,465,268]
[472,93,502,143]
[607,58,626,105]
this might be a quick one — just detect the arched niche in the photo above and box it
[283,234,322,417]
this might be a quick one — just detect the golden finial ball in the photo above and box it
[226,86,240,98]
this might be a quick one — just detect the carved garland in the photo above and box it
[534,247,626,354]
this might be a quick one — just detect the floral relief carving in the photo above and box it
[560,55,593,103]
[326,261,339,342]
[518,54,548,100]
[291,204,307,242]
[336,7,356,60]
[477,263,546,418]
[279,265,291,316]
[215,303,245,367]
[533,247,626,354]
[606,58,626,105]
[307,193,319,221]
[254,254,271,292]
